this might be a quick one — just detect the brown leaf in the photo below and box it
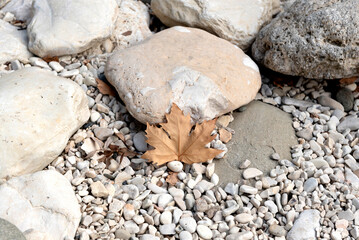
[219,128,232,143]
[166,172,179,186]
[340,76,358,85]
[42,56,59,63]
[142,103,223,165]
[95,78,117,96]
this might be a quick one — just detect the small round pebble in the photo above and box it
[167,161,183,172]
[196,225,213,239]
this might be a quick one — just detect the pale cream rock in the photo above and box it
[0,170,81,240]
[0,19,32,64]
[151,0,280,51]
[105,27,261,124]
[2,0,33,21]
[0,68,89,178]
[112,0,152,50]
[27,0,118,57]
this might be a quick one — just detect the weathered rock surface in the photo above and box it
[0,170,81,240]
[151,0,279,51]
[0,0,11,8]
[0,19,32,64]
[215,101,297,186]
[112,0,152,50]
[2,0,33,21]
[287,209,320,240]
[27,0,118,57]
[105,27,261,124]
[0,68,89,178]
[0,218,26,240]
[252,0,359,79]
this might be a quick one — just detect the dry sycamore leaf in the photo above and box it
[142,103,223,165]
[340,76,358,85]
[95,78,117,97]
[42,56,59,63]
[166,172,179,185]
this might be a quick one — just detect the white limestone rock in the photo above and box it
[0,19,32,64]
[151,0,280,51]
[105,27,261,124]
[0,68,90,178]
[27,0,118,57]
[287,209,320,240]
[112,0,152,50]
[0,170,81,240]
[2,0,33,22]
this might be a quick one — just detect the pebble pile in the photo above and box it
[1,1,359,240]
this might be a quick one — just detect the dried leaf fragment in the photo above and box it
[142,103,223,165]
[95,78,117,96]
[166,172,179,185]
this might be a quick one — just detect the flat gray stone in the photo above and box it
[0,218,26,240]
[215,101,297,186]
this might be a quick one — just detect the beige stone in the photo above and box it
[27,0,118,57]
[0,68,89,179]
[151,0,280,51]
[0,170,81,240]
[105,27,261,124]
[0,19,32,64]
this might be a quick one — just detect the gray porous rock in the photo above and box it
[252,0,359,79]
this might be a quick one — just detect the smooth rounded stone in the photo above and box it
[226,231,254,240]
[235,213,254,224]
[303,177,318,193]
[151,0,279,51]
[179,217,197,233]
[0,170,81,240]
[124,220,139,234]
[269,224,286,237]
[215,101,297,186]
[115,228,131,240]
[167,161,183,172]
[133,131,148,152]
[0,68,89,179]
[141,234,160,240]
[243,168,263,179]
[93,127,113,141]
[196,225,213,240]
[159,223,175,235]
[90,181,109,198]
[310,158,329,169]
[253,0,359,79]
[338,116,359,132]
[0,19,32,64]
[1,0,32,21]
[239,185,258,195]
[160,211,172,225]
[122,184,140,199]
[27,0,118,57]
[336,88,354,111]
[105,27,261,124]
[287,210,320,240]
[158,194,173,208]
[296,128,313,141]
[179,231,193,240]
[0,218,26,240]
[317,96,344,111]
[123,204,136,220]
[147,183,167,194]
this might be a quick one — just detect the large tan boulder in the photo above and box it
[105,27,261,124]
[151,0,280,51]
[0,68,90,179]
